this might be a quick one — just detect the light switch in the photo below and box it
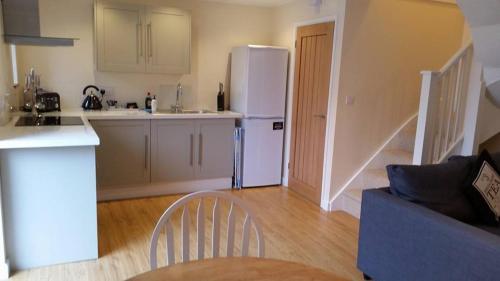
[345,95,355,105]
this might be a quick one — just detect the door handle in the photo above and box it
[144,135,149,170]
[198,133,203,166]
[313,114,326,119]
[137,22,143,57]
[190,134,194,166]
[147,23,152,59]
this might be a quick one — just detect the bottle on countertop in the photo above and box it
[151,95,158,113]
[145,92,152,110]
[217,82,224,112]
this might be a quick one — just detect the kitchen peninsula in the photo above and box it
[0,109,240,270]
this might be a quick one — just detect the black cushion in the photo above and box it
[387,161,477,223]
[462,150,500,226]
[448,152,500,167]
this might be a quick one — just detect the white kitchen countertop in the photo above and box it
[81,108,242,120]
[0,114,100,149]
[0,109,242,149]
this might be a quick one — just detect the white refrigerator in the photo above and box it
[230,45,288,188]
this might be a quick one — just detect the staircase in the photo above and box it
[333,117,417,218]
[332,2,500,218]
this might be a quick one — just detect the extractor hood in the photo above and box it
[1,0,77,46]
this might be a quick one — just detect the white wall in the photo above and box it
[328,0,465,202]
[16,0,273,110]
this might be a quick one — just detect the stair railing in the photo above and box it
[413,42,473,165]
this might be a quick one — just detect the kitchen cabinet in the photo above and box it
[151,119,235,182]
[91,120,151,188]
[146,7,191,74]
[95,1,191,74]
[95,1,146,72]
[151,119,196,182]
[196,120,235,179]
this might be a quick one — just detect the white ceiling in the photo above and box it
[201,0,295,7]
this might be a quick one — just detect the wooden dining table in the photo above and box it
[127,257,348,281]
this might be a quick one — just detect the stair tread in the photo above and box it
[345,189,363,202]
[382,149,413,163]
[365,168,387,176]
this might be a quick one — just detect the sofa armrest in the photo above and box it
[357,188,500,281]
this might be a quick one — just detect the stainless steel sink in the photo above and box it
[156,109,216,114]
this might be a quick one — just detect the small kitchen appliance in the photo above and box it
[82,85,104,110]
[231,45,289,188]
[36,91,61,112]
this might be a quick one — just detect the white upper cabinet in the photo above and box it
[95,1,191,74]
[146,7,191,74]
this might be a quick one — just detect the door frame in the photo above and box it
[282,6,346,210]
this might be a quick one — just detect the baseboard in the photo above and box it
[328,113,418,211]
[282,176,288,186]
[0,260,9,280]
[97,178,232,201]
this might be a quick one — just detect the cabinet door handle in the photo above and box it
[144,135,149,170]
[190,134,194,166]
[137,22,143,57]
[198,133,203,166]
[147,23,152,59]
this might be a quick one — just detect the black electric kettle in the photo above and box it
[82,85,105,110]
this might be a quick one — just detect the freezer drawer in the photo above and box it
[241,118,284,187]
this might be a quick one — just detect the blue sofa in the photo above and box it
[357,188,500,281]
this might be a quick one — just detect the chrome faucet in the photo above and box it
[172,83,183,113]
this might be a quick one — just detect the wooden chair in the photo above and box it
[149,191,265,269]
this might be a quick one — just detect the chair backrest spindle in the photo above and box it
[181,205,190,263]
[226,202,236,257]
[241,215,251,256]
[212,197,220,258]
[196,198,205,260]
[165,221,175,266]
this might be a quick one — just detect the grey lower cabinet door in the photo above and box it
[196,119,235,179]
[151,119,197,182]
[91,120,151,187]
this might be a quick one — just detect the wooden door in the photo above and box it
[289,22,334,204]
[151,120,196,182]
[92,120,151,188]
[145,7,191,74]
[196,119,235,180]
[95,1,146,72]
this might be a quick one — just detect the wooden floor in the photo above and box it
[10,187,362,281]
